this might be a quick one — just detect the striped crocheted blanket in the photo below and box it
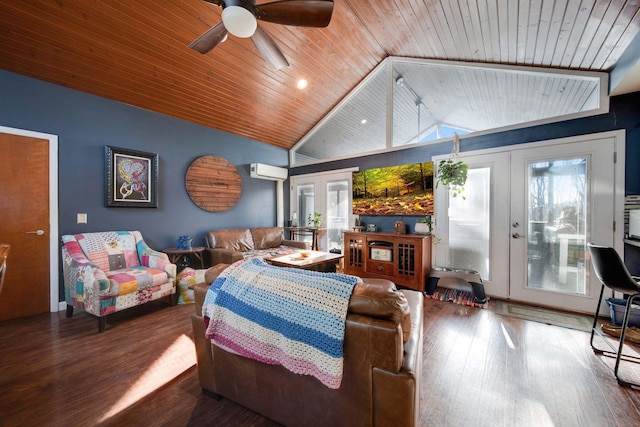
[202,257,360,389]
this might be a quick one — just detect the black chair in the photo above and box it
[587,242,640,388]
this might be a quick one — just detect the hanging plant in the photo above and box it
[436,158,468,197]
[436,133,468,198]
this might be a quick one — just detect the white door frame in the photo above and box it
[290,168,357,251]
[435,130,625,308]
[433,151,511,298]
[509,135,621,312]
[0,125,60,312]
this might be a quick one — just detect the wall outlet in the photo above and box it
[77,213,87,224]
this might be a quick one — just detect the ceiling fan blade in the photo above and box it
[256,0,334,27]
[252,26,289,70]
[188,22,228,54]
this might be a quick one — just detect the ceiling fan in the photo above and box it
[189,0,334,70]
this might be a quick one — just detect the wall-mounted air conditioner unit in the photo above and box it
[250,163,288,181]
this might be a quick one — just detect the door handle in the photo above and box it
[26,229,45,236]
[512,233,525,239]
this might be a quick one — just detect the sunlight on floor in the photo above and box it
[98,334,196,423]
[500,323,516,350]
[529,400,555,426]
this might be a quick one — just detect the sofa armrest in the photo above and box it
[206,248,243,266]
[191,314,216,392]
[61,241,110,314]
[193,281,211,317]
[135,237,176,279]
[372,290,423,427]
[398,290,423,373]
[191,264,229,317]
[283,239,310,250]
[61,238,99,270]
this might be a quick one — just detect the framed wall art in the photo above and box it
[352,162,434,216]
[105,145,158,208]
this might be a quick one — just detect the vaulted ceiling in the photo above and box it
[1,1,639,152]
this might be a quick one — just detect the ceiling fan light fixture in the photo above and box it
[222,6,257,38]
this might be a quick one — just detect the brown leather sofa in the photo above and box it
[192,264,424,427]
[204,226,308,266]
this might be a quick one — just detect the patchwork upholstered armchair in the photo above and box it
[61,231,176,332]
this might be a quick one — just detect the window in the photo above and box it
[291,57,607,165]
[290,169,356,252]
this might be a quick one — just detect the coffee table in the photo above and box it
[266,251,344,272]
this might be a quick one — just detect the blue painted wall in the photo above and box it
[291,91,640,233]
[0,70,288,298]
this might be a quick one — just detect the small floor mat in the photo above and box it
[426,287,488,309]
[495,300,592,331]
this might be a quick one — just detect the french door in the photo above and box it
[290,169,355,252]
[509,136,621,312]
[434,152,510,298]
[435,131,624,313]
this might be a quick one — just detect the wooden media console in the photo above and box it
[343,231,432,292]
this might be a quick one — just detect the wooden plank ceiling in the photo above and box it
[0,0,639,152]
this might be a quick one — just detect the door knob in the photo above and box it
[26,229,45,236]
[512,233,525,239]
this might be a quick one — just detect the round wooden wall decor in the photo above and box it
[185,155,242,212]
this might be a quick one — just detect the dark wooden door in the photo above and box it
[0,132,50,320]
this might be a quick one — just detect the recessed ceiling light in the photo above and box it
[361,119,367,124]
[296,79,308,90]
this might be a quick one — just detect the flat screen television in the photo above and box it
[352,162,434,216]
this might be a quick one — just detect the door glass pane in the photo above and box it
[297,184,315,246]
[527,158,587,294]
[448,167,491,279]
[327,180,349,251]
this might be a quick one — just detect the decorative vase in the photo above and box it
[415,223,430,235]
[177,235,193,250]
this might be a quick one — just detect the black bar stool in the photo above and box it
[587,242,640,388]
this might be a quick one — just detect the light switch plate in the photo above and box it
[77,213,87,224]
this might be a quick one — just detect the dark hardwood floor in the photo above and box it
[1,297,639,426]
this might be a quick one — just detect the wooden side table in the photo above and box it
[285,227,324,251]
[162,246,205,271]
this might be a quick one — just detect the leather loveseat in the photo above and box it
[191,264,423,426]
[204,226,309,266]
